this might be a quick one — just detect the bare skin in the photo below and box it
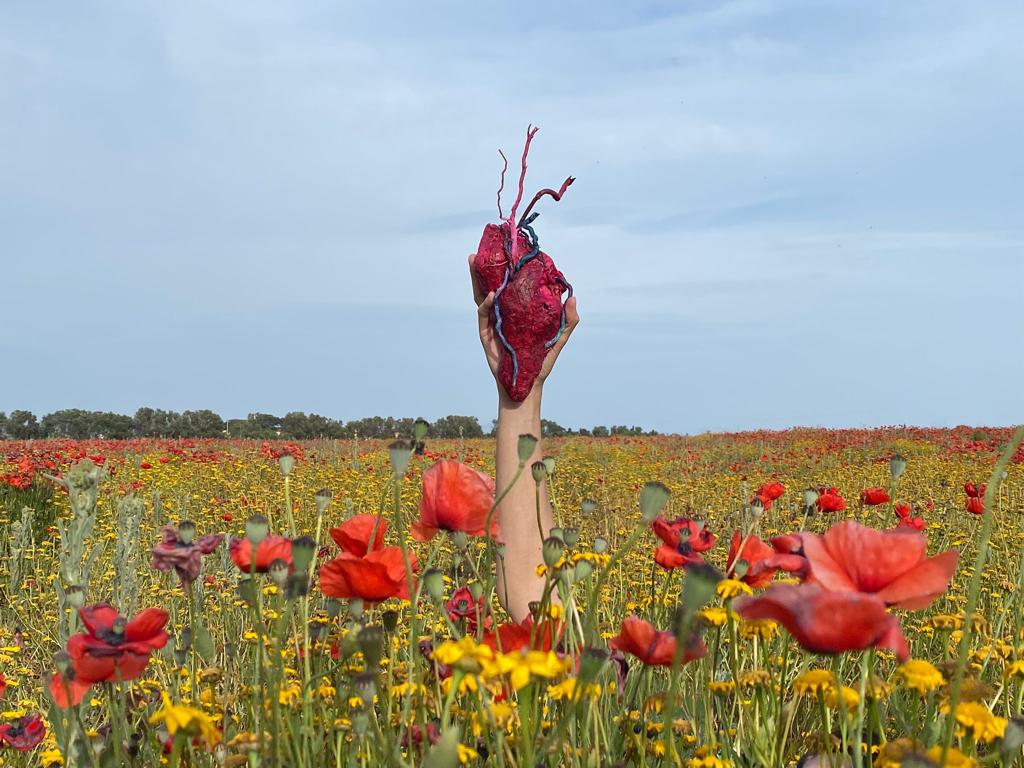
[468,254,580,622]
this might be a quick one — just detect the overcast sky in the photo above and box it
[2,1,1021,434]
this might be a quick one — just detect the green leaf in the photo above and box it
[193,625,216,663]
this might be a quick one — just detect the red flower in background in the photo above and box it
[150,525,224,588]
[0,672,6,699]
[330,515,387,556]
[801,520,957,610]
[964,483,986,515]
[319,547,417,603]
[482,616,561,653]
[734,584,909,661]
[753,482,785,509]
[50,604,169,708]
[609,616,707,667]
[229,535,293,573]
[816,487,846,513]
[727,531,806,588]
[652,517,715,570]
[859,487,890,506]
[445,586,491,635]
[894,503,926,531]
[0,713,45,751]
[413,460,498,541]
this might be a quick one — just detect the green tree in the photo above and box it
[591,425,610,437]
[7,410,41,439]
[0,411,7,439]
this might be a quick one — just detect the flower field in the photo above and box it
[1,426,1023,767]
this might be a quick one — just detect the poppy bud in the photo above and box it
[449,531,469,552]
[574,559,594,581]
[225,642,237,660]
[562,527,580,548]
[325,598,343,619]
[245,514,270,546]
[236,576,257,605]
[349,598,365,620]
[548,527,564,543]
[749,498,764,521]
[494,543,506,559]
[681,562,722,615]
[640,481,671,523]
[423,569,445,603]
[531,461,548,484]
[889,454,907,481]
[53,650,71,674]
[290,536,316,573]
[414,418,429,442]
[352,713,369,737]
[542,537,566,568]
[517,434,538,464]
[278,452,295,477]
[268,559,290,588]
[177,627,193,651]
[354,671,378,705]
[381,610,399,633]
[578,647,608,683]
[178,520,197,545]
[357,625,385,669]
[314,489,333,515]
[542,456,556,476]
[803,488,819,509]
[468,582,483,600]
[388,440,413,476]
[593,537,608,554]
[581,498,597,516]
[65,585,86,608]
[1003,717,1024,756]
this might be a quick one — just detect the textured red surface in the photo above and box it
[474,223,568,401]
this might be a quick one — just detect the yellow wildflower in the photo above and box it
[149,692,221,747]
[716,579,753,599]
[896,659,944,694]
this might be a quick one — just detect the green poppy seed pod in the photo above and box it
[177,520,197,545]
[388,440,413,476]
[357,625,385,669]
[65,585,86,608]
[214,743,228,766]
[531,461,548,484]
[593,537,608,555]
[178,627,193,651]
[245,514,270,545]
[325,598,343,619]
[578,647,609,683]
[749,498,764,521]
[449,530,469,552]
[278,452,295,477]
[468,581,483,600]
[352,713,369,738]
[889,454,907,482]
[354,671,378,705]
[681,562,723,615]
[639,481,671,523]
[113,616,127,636]
[494,543,506,559]
[581,498,597,516]
[314,489,333,515]
[803,488,819,509]
[562,527,580,548]
[414,418,429,442]
[224,642,237,660]
[542,456,556,476]
[381,610,399,633]
[1002,717,1024,756]
[349,598,364,621]
[268,559,290,588]
[548,526,564,542]
[53,650,71,674]
[732,559,749,579]
[517,434,538,464]
[559,566,576,586]
[542,537,566,568]
[423,727,460,768]
[236,577,257,606]
[173,647,188,667]
[290,536,316,573]
[423,568,445,603]
[574,559,594,581]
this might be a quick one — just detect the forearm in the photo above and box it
[494,387,553,622]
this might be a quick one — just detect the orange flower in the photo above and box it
[413,460,498,541]
[319,547,417,603]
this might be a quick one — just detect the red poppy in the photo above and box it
[816,487,846,513]
[964,482,986,498]
[966,497,985,515]
[482,616,561,653]
[0,672,6,699]
[652,516,715,570]
[330,514,387,556]
[859,487,890,506]
[50,604,169,708]
[734,584,909,661]
[727,531,806,588]
[445,586,490,635]
[894,503,926,531]
[319,547,417,603]
[608,616,707,667]
[801,520,957,610]
[150,525,224,588]
[758,482,785,501]
[413,460,498,541]
[0,713,45,751]
[229,535,293,573]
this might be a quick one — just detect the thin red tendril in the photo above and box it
[507,124,538,225]
[518,176,576,224]
[496,150,509,219]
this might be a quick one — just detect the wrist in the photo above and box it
[497,384,542,424]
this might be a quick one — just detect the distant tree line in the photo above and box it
[0,408,658,440]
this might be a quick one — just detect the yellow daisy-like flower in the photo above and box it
[495,650,569,691]
[955,701,1007,743]
[40,748,64,767]
[794,669,836,696]
[925,746,977,768]
[738,618,778,641]
[738,670,771,690]
[824,685,860,711]
[457,743,478,764]
[716,579,753,599]
[873,738,921,768]
[708,680,736,695]
[149,692,221,747]
[697,607,729,627]
[688,756,732,768]
[928,614,962,631]
[896,659,944,694]
[1005,660,1024,679]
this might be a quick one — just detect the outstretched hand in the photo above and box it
[468,254,579,395]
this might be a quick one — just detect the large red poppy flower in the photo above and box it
[413,460,498,541]
[859,487,890,506]
[482,616,561,653]
[0,713,45,751]
[734,584,909,661]
[330,514,387,557]
[229,535,294,573]
[816,487,846,513]
[652,517,715,570]
[608,616,707,668]
[319,547,417,603]
[754,482,785,509]
[50,604,169,708]
[727,531,806,588]
[801,520,957,610]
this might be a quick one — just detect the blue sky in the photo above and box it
[1,1,1021,433]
